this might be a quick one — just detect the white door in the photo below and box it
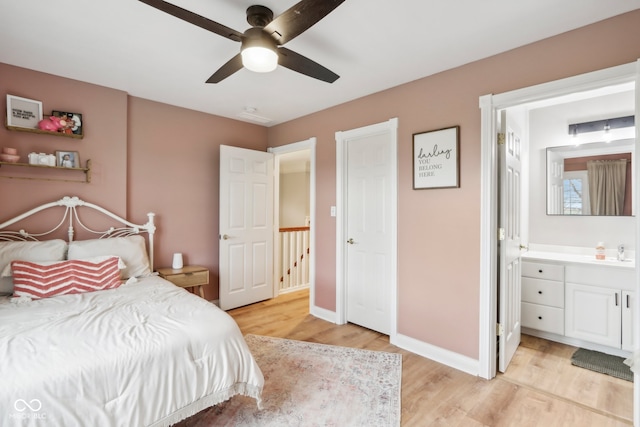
[340,123,396,335]
[498,110,524,372]
[219,145,274,310]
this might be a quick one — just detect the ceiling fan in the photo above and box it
[138,0,345,83]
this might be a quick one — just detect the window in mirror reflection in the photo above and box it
[546,139,634,216]
[563,171,589,215]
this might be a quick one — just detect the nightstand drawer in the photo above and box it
[522,302,564,335]
[522,277,564,308]
[167,270,208,287]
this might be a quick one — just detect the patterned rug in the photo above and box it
[175,334,402,426]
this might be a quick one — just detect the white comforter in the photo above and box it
[0,276,263,427]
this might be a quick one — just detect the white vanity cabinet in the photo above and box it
[564,264,634,351]
[522,251,635,357]
[521,261,565,335]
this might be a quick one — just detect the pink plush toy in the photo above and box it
[38,115,69,132]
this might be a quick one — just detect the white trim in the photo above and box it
[269,138,317,313]
[634,58,640,427]
[335,118,399,342]
[479,60,639,424]
[395,333,479,376]
[478,94,498,380]
[310,304,337,324]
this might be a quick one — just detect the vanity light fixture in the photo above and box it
[568,115,635,136]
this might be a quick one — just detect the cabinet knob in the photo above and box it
[538,290,542,294]
[538,269,543,273]
[538,316,543,320]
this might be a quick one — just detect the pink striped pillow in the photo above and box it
[11,256,122,299]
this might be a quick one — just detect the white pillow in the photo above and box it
[0,240,68,294]
[67,235,151,279]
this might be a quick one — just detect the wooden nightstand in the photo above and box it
[157,265,209,299]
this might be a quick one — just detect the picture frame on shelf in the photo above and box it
[412,125,460,189]
[56,150,80,168]
[52,110,83,136]
[6,95,43,129]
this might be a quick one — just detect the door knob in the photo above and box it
[347,238,355,244]
[519,244,529,250]
[221,234,230,240]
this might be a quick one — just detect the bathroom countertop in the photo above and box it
[522,251,635,269]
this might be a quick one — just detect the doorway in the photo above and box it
[269,138,316,312]
[479,61,639,425]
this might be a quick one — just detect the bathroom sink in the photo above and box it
[586,256,635,266]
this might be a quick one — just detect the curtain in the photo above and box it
[587,159,627,215]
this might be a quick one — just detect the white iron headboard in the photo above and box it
[0,196,156,268]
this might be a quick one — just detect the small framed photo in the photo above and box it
[56,150,80,168]
[413,126,460,189]
[6,95,43,129]
[52,110,83,136]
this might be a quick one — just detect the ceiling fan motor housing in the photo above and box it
[246,5,274,27]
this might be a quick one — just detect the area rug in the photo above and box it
[176,334,402,426]
[571,348,633,382]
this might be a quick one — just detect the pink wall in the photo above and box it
[0,65,268,301]
[267,10,640,358]
[127,97,267,300]
[0,64,128,216]
[1,10,639,360]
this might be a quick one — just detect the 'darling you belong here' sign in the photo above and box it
[412,126,460,189]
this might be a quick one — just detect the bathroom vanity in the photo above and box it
[521,249,635,357]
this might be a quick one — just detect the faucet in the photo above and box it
[617,244,625,261]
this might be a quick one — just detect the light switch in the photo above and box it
[330,206,336,217]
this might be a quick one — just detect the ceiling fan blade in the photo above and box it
[277,47,339,83]
[264,0,346,45]
[206,54,244,83]
[138,0,243,42]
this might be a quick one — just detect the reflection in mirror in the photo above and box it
[546,139,634,216]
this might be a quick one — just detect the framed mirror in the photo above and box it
[546,139,634,216]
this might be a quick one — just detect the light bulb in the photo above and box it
[241,47,278,73]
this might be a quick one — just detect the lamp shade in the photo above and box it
[241,46,278,72]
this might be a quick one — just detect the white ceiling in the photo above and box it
[1,1,638,127]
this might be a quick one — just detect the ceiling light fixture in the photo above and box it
[241,28,278,73]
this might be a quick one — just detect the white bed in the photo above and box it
[0,196,263,426]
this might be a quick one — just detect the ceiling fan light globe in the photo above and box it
[241,47,278,73]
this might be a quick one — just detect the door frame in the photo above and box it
[335,118,399,340]
[478,60,639,424]
[269,138,316,307]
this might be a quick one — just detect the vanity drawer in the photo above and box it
[522,277,564,308]
[522,261,564,281]
[522,302,564,335]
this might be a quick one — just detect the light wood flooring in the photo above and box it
[228,288,634,426]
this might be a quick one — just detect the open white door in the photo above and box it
[219,145,274,310]
[498,110,524,372]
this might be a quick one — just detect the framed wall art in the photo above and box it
[6,95,43,129]
[412,125,460,189]
[56,150,80,168]
[52,110,83,136]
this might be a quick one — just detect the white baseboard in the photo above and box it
[394,333,480,376]
[310,304,337,323]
